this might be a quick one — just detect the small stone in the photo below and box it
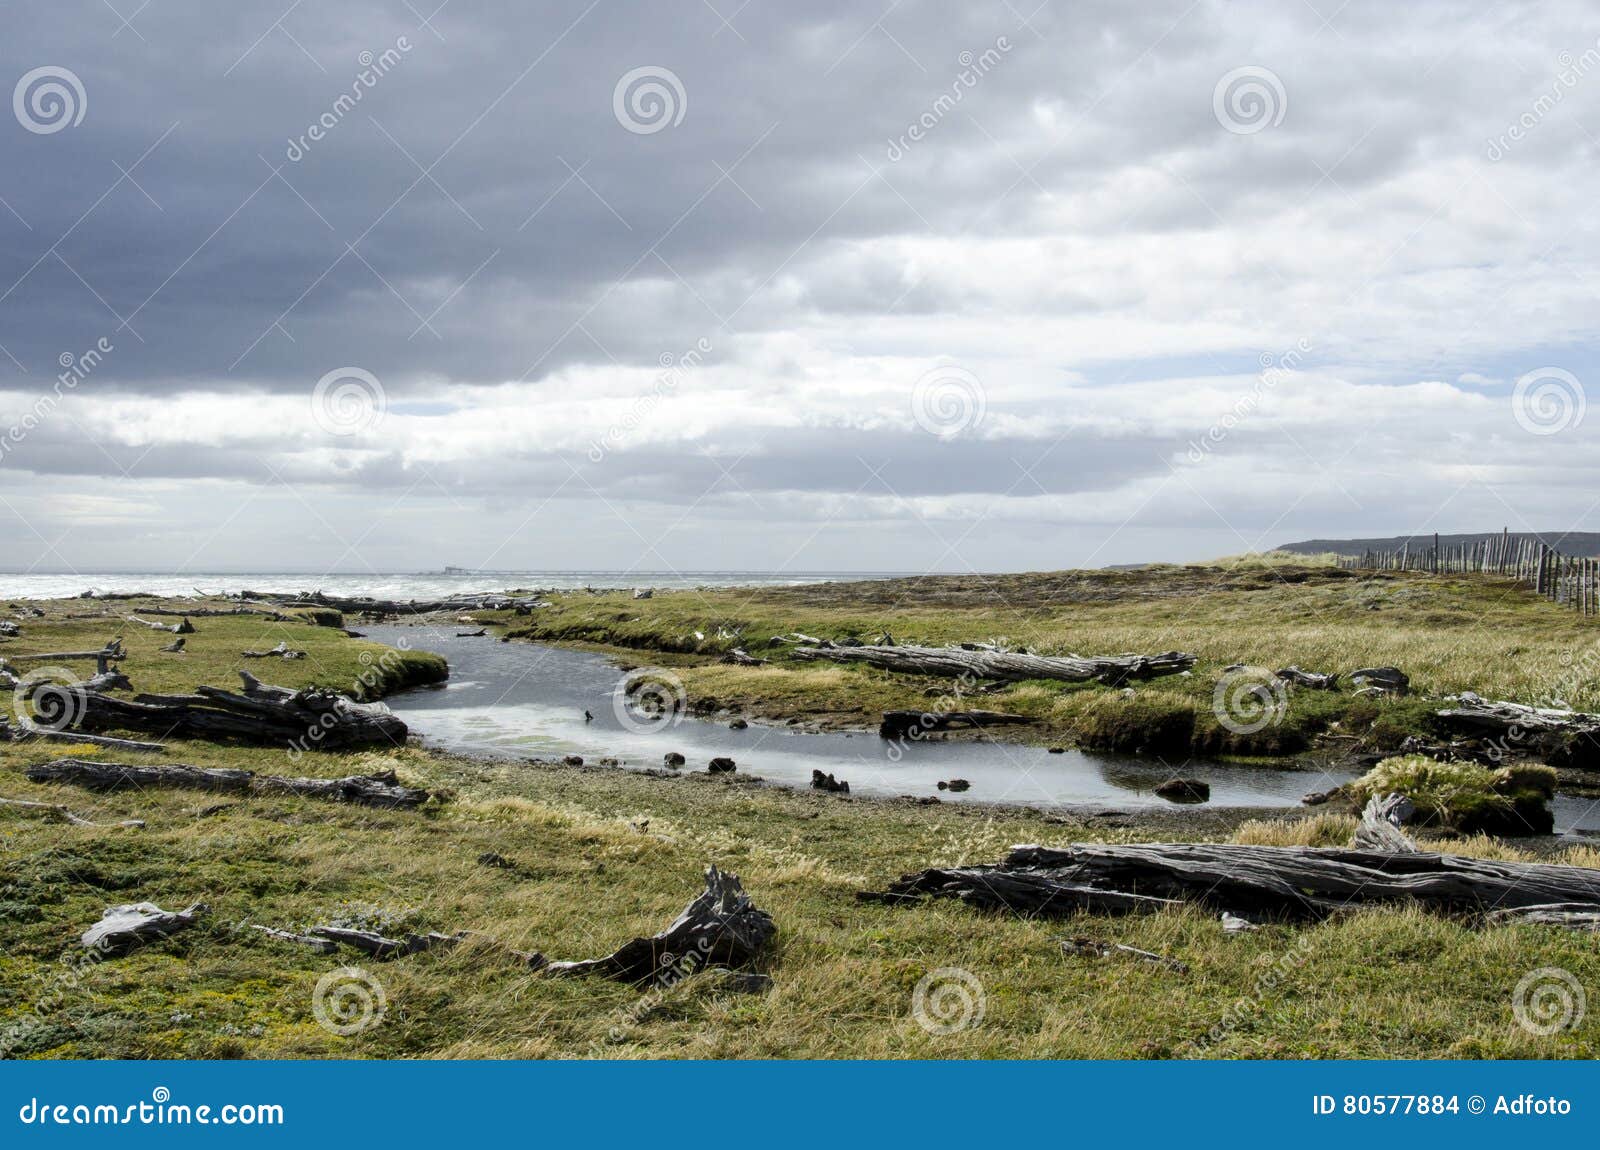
[562,754,584,767]
[477,851,517,870]
[937,779,971,792]
[1047,747,1066,754]
[663,752,686,767]
[708,757,737,774]
[729,718,748,730]
[1153,778,1210,803]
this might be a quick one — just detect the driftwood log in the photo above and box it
[2,715,164,753]
[861,841,1600,922]
[241,641,306,659]
[1486,904,1600,931]
[1349,666,1409,695]
[250,925,338,953]
[83,902,208,956]
[879,709,1037,739]
[792,643,1195,686]
[1058,936,1189,973]
[310,927,467,959]
[56,670,406,748]
[1435,692,1600,767]
[26,758,431,809]
[1351,793,1418,853]
[545,866,775,985]
[1276,666,1338,690]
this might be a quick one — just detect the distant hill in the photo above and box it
[1276,531,1600,558]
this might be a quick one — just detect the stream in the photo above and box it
[363,624,1374,814]
[363,626,1600,832]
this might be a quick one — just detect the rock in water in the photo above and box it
[1154,778,1210,803]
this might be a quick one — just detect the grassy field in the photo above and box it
[486,560,1600,760]
[3,572,1599,1060]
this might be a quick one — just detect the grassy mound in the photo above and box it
[1346,754,1556,836]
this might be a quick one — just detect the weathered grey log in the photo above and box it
[0,620,19,637]
[719,647,767,666]
[6,720,165,752]
[1485,903,1600,930]
[1352,792,1418,853]
[864,841,1600,921]
[241,641,305,659]
[793,643,1196,685]
[250,925,338,953]
[545,866,775,985]
[858,867,1184,915]
[879,709,1038,739]
[56,670,407,748]
[310,926,466,959]
[1276,666,1338,690]
[0,796,144,828]
[25,759,431,809]
[1436,692,1600,736]
[125,614,190,634]
[455,628,487,637]
[83,902,208,956]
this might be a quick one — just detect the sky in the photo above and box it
[1,0,1598,575]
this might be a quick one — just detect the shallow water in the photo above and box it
[365,624,1373,815]
[0,570,901,600]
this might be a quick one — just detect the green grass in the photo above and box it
[4,577,1600,1060]
[4,739,1598,1060]
[482,564,1600,760]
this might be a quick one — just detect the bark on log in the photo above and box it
[879,709,1037,739]
[719,648,768,666]
[545,865,775,985]
[793,643,1196,685]
[25,759,431,809]
[82,902,207,956]
[862,841,1600,921]
[1349,666,1410,695]
[4,719,164,753]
